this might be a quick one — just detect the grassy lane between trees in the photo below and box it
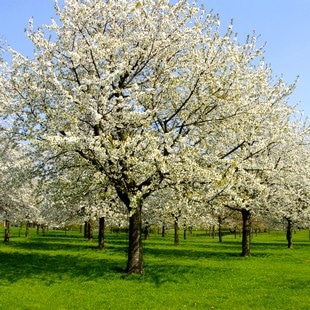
[0,228,309,309]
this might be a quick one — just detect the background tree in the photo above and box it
[209,78,296,256]
[266,120,310,248]
[0,132,38,242]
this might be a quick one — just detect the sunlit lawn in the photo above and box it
[0,227,309,309]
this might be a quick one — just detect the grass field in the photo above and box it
[0,227,309,309]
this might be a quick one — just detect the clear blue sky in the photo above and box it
[1,0,309,117]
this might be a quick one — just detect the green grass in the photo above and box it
[0,228,309,309]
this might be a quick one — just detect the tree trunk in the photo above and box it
[286,218,293,249]
[84,221,88,238]
[87,220,93,241]
[212,225,215,239]
[174,220,179,246]
[126,204,144,274]
[25,222,30,239]
[161,224,166,237]
[189,226,193,236]
[98,217,105,249]
[218,217,223,243]
[144,222,150,240]
[241,209,251,257]
[4,220,10,243]
[183,224,187,240]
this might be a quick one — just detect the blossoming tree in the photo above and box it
[266,120,310,248]
[1,0,299,273]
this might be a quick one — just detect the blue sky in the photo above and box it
[1,0,309,117]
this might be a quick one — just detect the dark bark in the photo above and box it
[183,224,187,240]
[218,217,223,243]
[174,220,179,246]
[126,204,144,274]
[241,209,251,257]
[98,217,105,249]
[4,220,10,243]
[144,222,150,240]
[161,224,166,237]
[84,220,93,240]
[87,220,93,241]
[286,218,293,249]
[84,221,88,238]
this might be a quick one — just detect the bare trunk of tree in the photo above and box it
[84,221,88,238]
[144,222,150,240]
[286,218,293,249]
[25,222,30,239]
[161,224,166,237]
[126,203,143,274]
[189,226,192,236]
[42,225,46,236]
[183,224,187,240]
[241,209,251,257]
[98,217,105,249]
[87,220,93,241]
[218,217,223,243]
[174,220,179,246]
[4,220,10,243]
[83,220,93,240]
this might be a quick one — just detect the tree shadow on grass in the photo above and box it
[0,237,240,288]
[6,235,129,254]
[0,250,125,285]
[0,234,129,284]
[1,233,294,288]
[7,240,98,252]
[144,246,241,261]
[0,246,214,288]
